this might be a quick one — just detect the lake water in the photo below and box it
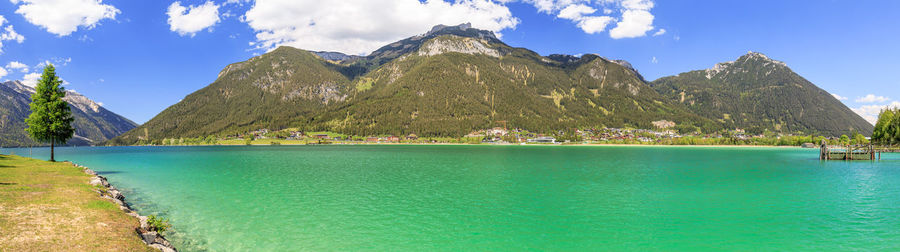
[4,145,900,251]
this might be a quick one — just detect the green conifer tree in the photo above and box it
[25,65,75,162]
[872,109,894,143]
[893,110,900,143]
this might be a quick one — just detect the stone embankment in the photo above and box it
[74,163,177,252]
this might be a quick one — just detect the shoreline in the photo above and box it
[176,142,806,148]
[71,162,177,252]
[2,143,809,149]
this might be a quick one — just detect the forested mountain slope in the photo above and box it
[111,24,715,144]
[650,52,872,136]
[112,25,870,144]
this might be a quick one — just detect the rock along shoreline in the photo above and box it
[70,162,177,252]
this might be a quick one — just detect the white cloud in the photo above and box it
[22,72,40,87]
[36,60,51,68]
[523,0,657,39]
[167,1,221,37]
[11,0,120,36]
[34,57,70,69]
[78,34,93,42]
[557,4,595,20]
[852,102,900,125]
[239,0,663,53]
[1,25,25,42]
[831,93,847,101]
[225,0,250,5]
[556,4,614,34]
[0,16,25,54]
[855,94,890,103]
[619,0,654,10]
[609,7,655,39]
[0,66,7,79]
[577,16,615,34]
[525,0,576,13]
[243,0,520,55]
[5,61,28,72]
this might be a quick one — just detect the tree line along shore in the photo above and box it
[117,126,872,147]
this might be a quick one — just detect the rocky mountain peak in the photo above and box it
[426,23,471,35]
[704,61,734,79]
[738,51,786,66]
[2,80,34,94]
[609,59,635,71]
[313,51,362,62]
[418,23,497,41]
[543,54,646,82]
[704,51,788,79]
[608,59,647,82]
[545,54,581,63]
[0,80,137,146]
[2,80,104,114]
[417,35,501,57]
[64,90,103,113]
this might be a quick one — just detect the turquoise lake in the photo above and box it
[3,145,900,251]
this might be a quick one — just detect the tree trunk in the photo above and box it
[50,140,55,162]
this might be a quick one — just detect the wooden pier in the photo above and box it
[819,140,898,161]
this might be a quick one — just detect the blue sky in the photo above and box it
[0,0,898,124]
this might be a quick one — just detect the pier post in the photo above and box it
[871,145,875,160]
[819,140,826,160]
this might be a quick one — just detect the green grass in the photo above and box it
[0,154,154,251]
[85,200,118,210]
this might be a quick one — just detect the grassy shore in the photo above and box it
[0,154,152,251]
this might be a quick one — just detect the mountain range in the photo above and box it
[651,52,872,136]
[107,23,870,144]
[0,81,138,147]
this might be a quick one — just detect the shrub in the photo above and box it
[147,215,171,233]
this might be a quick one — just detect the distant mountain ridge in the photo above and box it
[0,80,138,147]
[111,23,717,144]
[110,24,869,144]
[651,52,872,136]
